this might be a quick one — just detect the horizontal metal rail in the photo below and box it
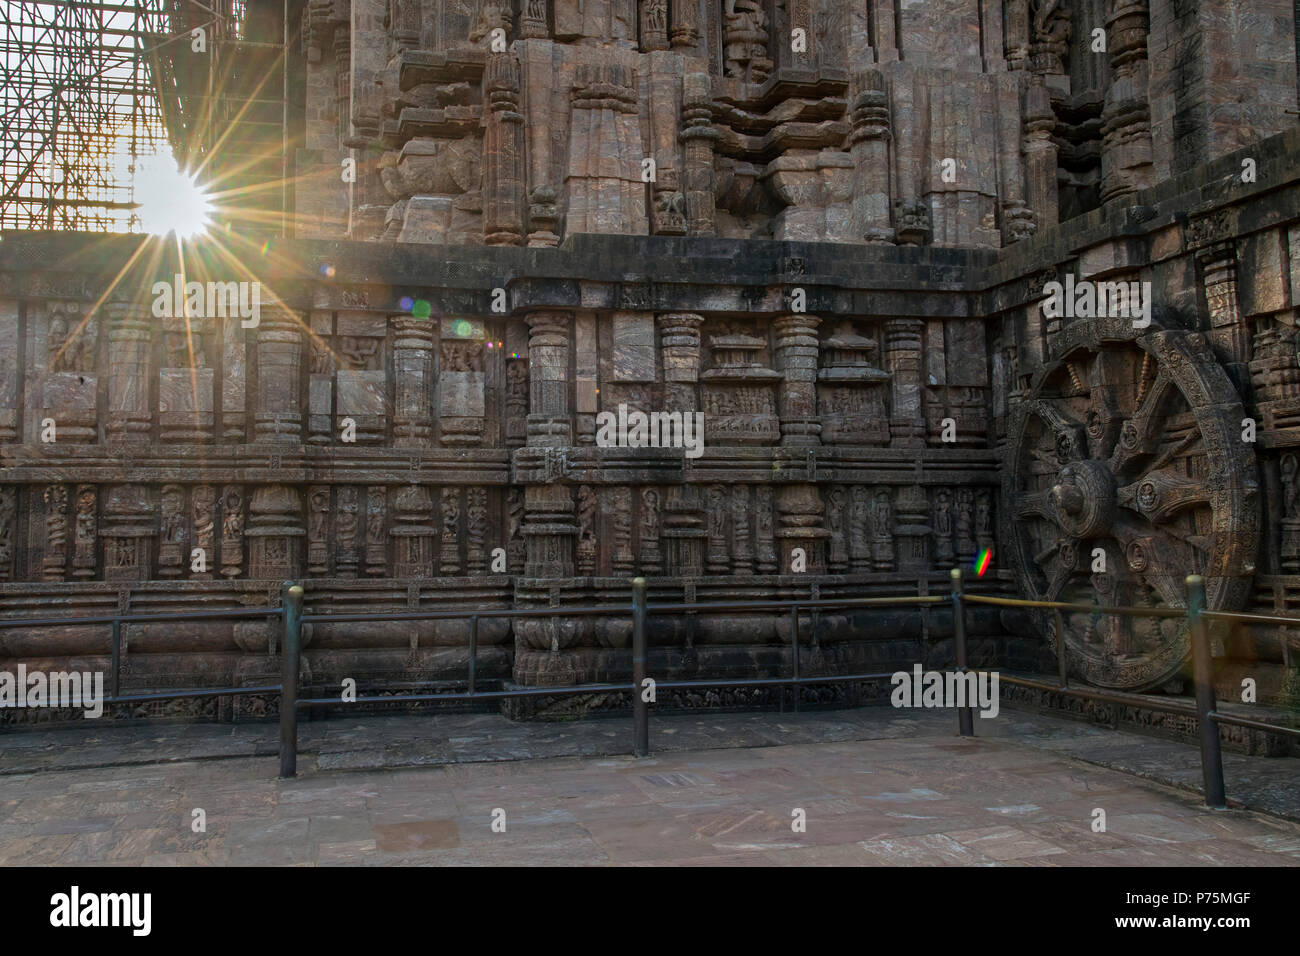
[99,685,281,706]
[0,606,284,628]
[1208,710,1300,739]
[1202,609,1300,628]
[298,592,948,625]
[295,671,904,709]
[5,571,1298,810]
[998,672,1200,719]
[962,593,1184,617]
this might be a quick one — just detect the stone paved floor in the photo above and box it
[1,707,1298,865]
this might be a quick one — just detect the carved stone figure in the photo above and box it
[640,487,662,573]
[72,484,96,579]
[871,489,894,571]
[308,486,330,575]
[933,489,954,566]
[507,487,525,572]
[0,487,15,580]
[336,486,360,577]
[849,485,871,571]
[467,487,488,571]
[42,484,69,581]
[159,484,185,577]
[366,486,387,575]
[826,487,848,571]
[192,485,215,577]
[576,484,597,574]
[723,0,772,84]
[440,487,460,574]
[220,484,244,578]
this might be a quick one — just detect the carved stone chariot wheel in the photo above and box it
[1007,318,1259,690]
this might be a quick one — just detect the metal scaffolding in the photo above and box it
[0,0,288,235]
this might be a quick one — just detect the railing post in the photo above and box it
[791,605,800,713]
[632,577,649,757]
[110,618,121,702]
[1187,574,1226,809]
[1053,607,1068,689]
[468,614,478,697]
[951,567,974,737]
[279,581,304,779]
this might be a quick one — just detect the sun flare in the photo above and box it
[133,153,214,239]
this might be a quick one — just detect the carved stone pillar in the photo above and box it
[662,485,705,576]
[1100,0,1154,202]
[1005,0,1030,70]
[467,487,488,572]
[679,72,718,236]
[0,299,17,441]
[732,485,754,573]
[101,484,154,584]
[640,0,669,50]
[1199,242,1250,395]
[523,484,575,578]
[392,316,434,446]
[390,0,420,50]
[246,485,304,579]
[42,484,69,581]
[658,312,702,413]
[776,484,828,574]
[670,0,698,47]
[306,314,332,445]
[105,302,152,443]
[526,312,572,447]
[611,486,634,573]
[0,487,15,581]
[159,317,215,442]
[754,485,777,573]
[849,70,894,244]
[848,486,870,572]
[1022,78,1059,233]
[894,485,931,572]
[391,485,435,579]
[255,308,303,443]
[706,484,730,573]
[997,74,1035,244]
[520,0,549,37]
[774,315,822,447]
[567,63,645,235]
[883,319,926,447]
[484,51,525,246]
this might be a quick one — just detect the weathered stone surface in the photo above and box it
[1,2,1298,722]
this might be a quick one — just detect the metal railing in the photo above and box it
[0,605,285,706]
[2,571,1298,808]
[277,581,953,775]
[961,574,1300,809]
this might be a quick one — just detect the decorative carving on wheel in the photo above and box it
[1007,318,1259,690]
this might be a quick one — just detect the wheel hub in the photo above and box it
[1049,459,1116,539]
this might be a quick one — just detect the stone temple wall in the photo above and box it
[1,1,1299,728]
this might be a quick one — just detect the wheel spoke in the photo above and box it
[1116,468,1211,525]
[1028,399,1088,465]
[1086,349,1125,460]
[1108,370,1175,475]
[1016,489,1056,523]
[1111,513,1193,607]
